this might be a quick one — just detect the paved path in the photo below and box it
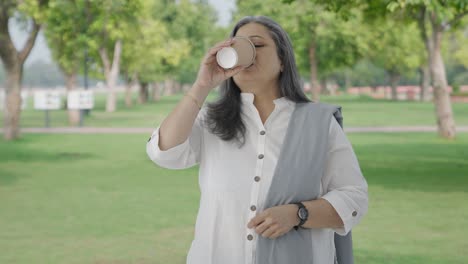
[2,126,468,134]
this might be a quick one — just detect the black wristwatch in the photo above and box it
[293,202,308,230]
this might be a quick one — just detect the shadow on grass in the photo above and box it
[0,148,94,163]
[355,140,468,193]
[0,168,21,185]
[0,137,95,185]
[355,249,462,264]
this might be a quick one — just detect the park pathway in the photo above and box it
[2,126,468,134]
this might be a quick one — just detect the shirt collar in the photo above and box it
[240,92,294,108]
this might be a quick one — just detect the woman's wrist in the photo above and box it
[188,83,210,108]
[191,81,212,94]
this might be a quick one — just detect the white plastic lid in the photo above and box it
[216,47,238,69]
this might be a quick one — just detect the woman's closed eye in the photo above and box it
[254,44,265,48]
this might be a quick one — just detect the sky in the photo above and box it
[9,0,235,66]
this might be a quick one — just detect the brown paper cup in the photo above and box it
[216,36,256,69]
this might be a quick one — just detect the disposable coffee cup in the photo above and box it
[216,36,256,69]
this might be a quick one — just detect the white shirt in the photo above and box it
[146,93,368,264]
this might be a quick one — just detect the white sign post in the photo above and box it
[67,90,94,126]
[34,90,62,127]
[21,91,28,110]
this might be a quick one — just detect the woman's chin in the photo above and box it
[237,65,256,76]
[234,73,256,83]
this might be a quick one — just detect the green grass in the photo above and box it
[2,92,468,128]
[322,94,468,127]
[1,133,467,263]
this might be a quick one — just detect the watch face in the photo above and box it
[298,208,308,220]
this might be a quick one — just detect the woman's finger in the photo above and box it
[224,65,246,78]
[227,65,247,76]
[202,39,233,64]
[207,38,234,56]
[270,229,283,239]
[203,40,231,65]
[254,220,270,235]
[261,225,278,238]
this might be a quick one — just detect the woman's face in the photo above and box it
[233,23,282,92]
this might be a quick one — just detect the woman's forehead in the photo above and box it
[236,23,270,40]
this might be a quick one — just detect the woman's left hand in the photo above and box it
[247,204,300,239]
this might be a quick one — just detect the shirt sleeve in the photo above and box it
[320,116,369,236]
[145,107,205,170]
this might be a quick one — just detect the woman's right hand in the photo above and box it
[193,39,246,92]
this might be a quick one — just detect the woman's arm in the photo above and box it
[146,39,245,169]
[247,199,343,239]
[158,38,241,151]
[247,117,368,239]
[158,84,208,151]
[319,117,369,235]
[300,198,344,229]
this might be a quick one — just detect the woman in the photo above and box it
[146,16,368,264]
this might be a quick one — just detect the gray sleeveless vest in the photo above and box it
[255,102,353,264]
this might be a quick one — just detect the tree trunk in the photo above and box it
[0,15,41,140]
[419,64,431,101]
[124,73,136,108]
[106,91,116,112]
[309,40,320,102]
[389,71,400,101]
[124,87,133,107]
[99,40,122,113]
[174,81,181,94]
[344,69,351,91]
[320,78,327,95]
[139,82,149,104]
[64,72,80,126]
[3,65,22,140]
[164,78,175,96]
[418,8,456,138]
[152,82,161,102]
[416,13,432,103]
[124,81,133,108]
[430,27,456,139]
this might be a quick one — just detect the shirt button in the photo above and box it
[352,211,358,217]
[258,154,264,159]
[260,130,266,135]
[247,234,254,241]
[254,176,261,182]
[250,205,257,211]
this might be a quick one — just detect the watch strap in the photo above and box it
[293,202,307,230]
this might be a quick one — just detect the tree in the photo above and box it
[0,0,49,140]
[440,24,468,94]
[85,0,142,112]
[120,0,190,105]
[235,0,368,101]
[44,0,87,126]
[445,23,468,69]
[289,0,467,138]
[365,0,468,138]
[167,0,222,86]
[367,19,422,100]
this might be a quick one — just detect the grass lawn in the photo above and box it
[1,132,467,263]
[2,92,468,128]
